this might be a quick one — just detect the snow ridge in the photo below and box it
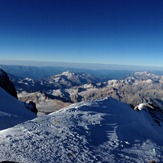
[0,98,162,162]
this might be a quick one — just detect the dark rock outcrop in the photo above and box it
[0,69,17,98]
[25,101,38,114]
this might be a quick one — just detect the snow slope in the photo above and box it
[0,87,36,130]
[0,98,163,163]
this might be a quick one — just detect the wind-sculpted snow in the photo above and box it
[0,88,36,130]
[0,98,162,163]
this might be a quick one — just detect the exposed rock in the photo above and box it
[25,101,38,114]
[18,91,71,114]
[0,69,17,98]
[16,71,163,114]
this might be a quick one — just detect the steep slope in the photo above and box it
[0,69,17,98]
[0,98,162,163]
[0,88,36,130]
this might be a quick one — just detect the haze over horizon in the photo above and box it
[1,59,163,71]
[0,0,163,67]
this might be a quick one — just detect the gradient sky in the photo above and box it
[0,0,163,67]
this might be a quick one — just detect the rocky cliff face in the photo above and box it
[0,69,18,98]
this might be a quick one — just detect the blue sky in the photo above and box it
[0,0,163,67]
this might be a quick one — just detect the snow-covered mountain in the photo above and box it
[43,70,98,89]
[0,87,36,130]
[12,70,98,92]
[0,98,162,163]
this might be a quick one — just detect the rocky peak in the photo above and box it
[0,69,18,98]
[61,70,74,77]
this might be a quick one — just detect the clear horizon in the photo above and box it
[0,0,163,67]
[1,59,163,71]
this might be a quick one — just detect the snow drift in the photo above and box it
[0,98,162,162]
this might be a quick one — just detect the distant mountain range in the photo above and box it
[0,64,134,80]
[15,71,163,115]
[2,65,163,119]
[10,70,98,92]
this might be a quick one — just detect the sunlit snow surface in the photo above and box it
[0,98,163,163]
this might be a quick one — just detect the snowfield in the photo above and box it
[0,98,163,163]
[0,88,36,130]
